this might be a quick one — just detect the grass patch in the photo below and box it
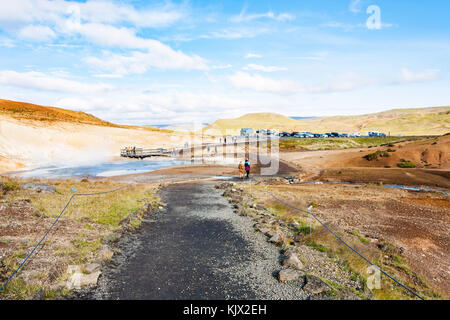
[0,180,20,194]
[278,137,406,151]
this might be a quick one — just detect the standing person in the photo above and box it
[238,161,245,179]
[244,158,250,179]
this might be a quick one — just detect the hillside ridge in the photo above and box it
[203,106,450,136]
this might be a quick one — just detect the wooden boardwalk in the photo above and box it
[120,138,275,159]
[120,148,173,158]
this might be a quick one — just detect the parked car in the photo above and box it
[293,133,306,138]
[330,132,340,137]
[339,133,349,138]
[291,131,299,137]
[280,132,291,137]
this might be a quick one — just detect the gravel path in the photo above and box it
[78,181,309,300]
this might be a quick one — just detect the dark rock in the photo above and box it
[303,275,330,294]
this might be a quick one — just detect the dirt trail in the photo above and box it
[77,181,309,300]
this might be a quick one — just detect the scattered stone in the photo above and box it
[21,183,55,193]
[84,263,101,274]
[97,246,114,261]
[282,253,304,270]
[268,233,281,244]
[28,289,44,300]
[303,275,330,294]
[66,271,101,289]
[266,229,276,238]
[278,268,305,282]
[258,228,271,235]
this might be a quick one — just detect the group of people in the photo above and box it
[238,158,251,179]
[125,146,136,154]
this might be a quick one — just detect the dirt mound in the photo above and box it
[337,135,449,170]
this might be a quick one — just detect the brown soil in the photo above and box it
[281,135,450,188]
[253,183,450,298]
[0,198,106,291]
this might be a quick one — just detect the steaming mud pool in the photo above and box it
[8,158,192,179]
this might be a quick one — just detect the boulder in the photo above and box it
[282,253,304,270]
[278,268,305,282]
[303,275,330,294]
[84,263,101,274]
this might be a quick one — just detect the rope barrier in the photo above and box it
[0,185,129,293]
[264,190,425,300]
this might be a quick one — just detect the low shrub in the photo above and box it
[363,150,390,161]
[397,161,416,168]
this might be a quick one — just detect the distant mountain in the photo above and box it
[203,107,450,136]
[290,116,316,120]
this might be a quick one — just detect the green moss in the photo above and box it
[397,161,416,168]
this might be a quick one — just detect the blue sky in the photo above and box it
[0,0,449,125]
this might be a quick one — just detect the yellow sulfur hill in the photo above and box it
[203,107,450,136]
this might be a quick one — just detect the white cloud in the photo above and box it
[349,0,362,13]
[0,70,114,94]
[0,0,186,28]
[243,64,287,72]
[212,64,233,70]
[228,71,370,95]
[397,68,440,83]
[85,49,208,76]
[65,23,208,72]
[0,37,15,47]
[245,53,262,59]
[200,27,270,40]
[0,1,205,73]
[228,71,299,94]
[18,25,56,42]
[231,7,295,23]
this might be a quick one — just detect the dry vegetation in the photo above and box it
[244,182,449,300]
[0,176,162,300]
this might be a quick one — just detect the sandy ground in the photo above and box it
[250,182,449,298]
[0,115,214,172]
[280,135,449,188]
